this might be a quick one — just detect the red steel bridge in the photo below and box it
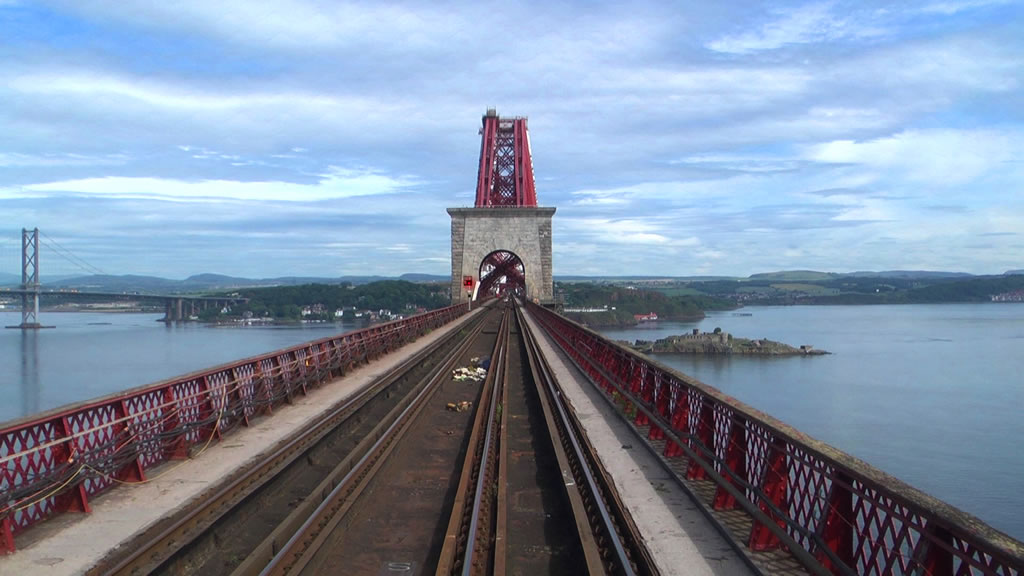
[0,302,1020,574]
[0,112,1021,575]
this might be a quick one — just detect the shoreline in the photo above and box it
[626,333,829,356]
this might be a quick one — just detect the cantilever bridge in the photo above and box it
[0,111,1021,575]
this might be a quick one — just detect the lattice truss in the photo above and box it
[474,111,537,207]
[478,250,525,297]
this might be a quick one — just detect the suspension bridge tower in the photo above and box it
[17,228,42,330]
[448,109,555,304]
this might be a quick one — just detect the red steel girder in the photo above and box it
[474,110,537,207]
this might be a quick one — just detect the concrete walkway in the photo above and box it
[521,309,754,576]
[0,309,482,576]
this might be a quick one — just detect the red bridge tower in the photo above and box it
[474,110,538,207]
[449,109,555,303]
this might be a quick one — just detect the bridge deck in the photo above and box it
[1,306,754,576]
[520,308,753,576]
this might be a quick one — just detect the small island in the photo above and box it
[627,328,829,356]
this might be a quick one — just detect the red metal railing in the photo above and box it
[528,302,1024,576]
[0,303,468,554]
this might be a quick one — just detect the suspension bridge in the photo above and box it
[0,228,246,328]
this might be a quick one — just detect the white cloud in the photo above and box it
[10,71,364,113]
[560,217,701,247]
[22,167,417,201]
[806,129,1020,186]
[0,152,128,167]
[707,3,883,54]
[52,1,463,51]
[845,38,1020,94]
[673,152,803,173]
[918,0,1014,15]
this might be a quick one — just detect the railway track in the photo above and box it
[92,302,656,576]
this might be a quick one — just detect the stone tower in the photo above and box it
[449,110,555,304]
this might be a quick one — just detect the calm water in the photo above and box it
[0,312,367,424]
[2,305,1022,540]
[597,303,1024,541]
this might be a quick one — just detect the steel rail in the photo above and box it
[493,312,511,576]
[435,307,510,575]
[95,310,485,576]
[518,303,653,576]
[516,304,608,574]
[230,313,488,576]
[458,307,510,575]
[258,311,493,576]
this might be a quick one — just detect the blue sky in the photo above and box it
[1,0,1022,279]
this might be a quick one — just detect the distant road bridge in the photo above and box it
[3,228,247,329]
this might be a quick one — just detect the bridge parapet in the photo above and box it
[0,303,468,554]
[527,302,1023,576]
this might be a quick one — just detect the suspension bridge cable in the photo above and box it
[38,230,107,276]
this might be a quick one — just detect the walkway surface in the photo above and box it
[522,309,754,576]
[3,306,754,575]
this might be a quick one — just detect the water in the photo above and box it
[2,305,1022,540]
[0,312,367,424]
[597,303,1024,541]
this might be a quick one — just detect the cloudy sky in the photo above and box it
[1,0,1022,279]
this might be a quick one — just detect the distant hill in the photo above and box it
[555,275,740,282]
[34,273,444,294]
[0,272,21,286]
[749,270,976,281]
[45,274,183,293]
[1,273,84,287]
[1005,269,1024,276]
[748,270,839,281]
[399,273,449,283]
[844,270,974,279]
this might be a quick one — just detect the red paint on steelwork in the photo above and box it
[713,416,748,511]
[0,303,469,554]
[686,400,716,481]
[664,387,688,458]
[817,470,855,573]
[474,110,537,207]
[749,436,788,551]
[525,301,1023,576]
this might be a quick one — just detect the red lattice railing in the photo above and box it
[0,303,468,553]
[528,302,1023,576]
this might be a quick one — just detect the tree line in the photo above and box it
[204,281,450,321]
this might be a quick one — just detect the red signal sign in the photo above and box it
[463,276,475,289]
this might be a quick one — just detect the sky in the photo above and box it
[1,0,1022,280]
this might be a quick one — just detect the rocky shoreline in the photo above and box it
[626,329,829,356]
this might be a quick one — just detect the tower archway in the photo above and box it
[478,250,525,298]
